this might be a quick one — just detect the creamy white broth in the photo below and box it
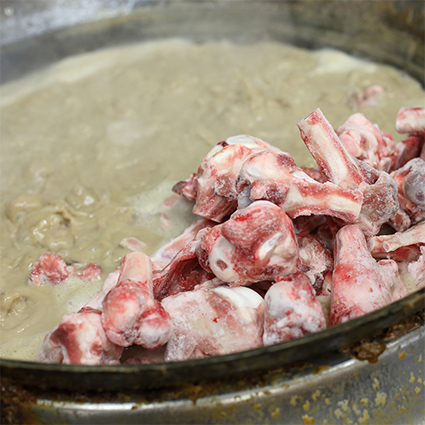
[0,39,424,361]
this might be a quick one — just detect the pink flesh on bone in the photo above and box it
[102,252,171,349]
[197,201,299,286]
[396,107,425,135]
[36,308,123,365]
[236,150,363,222]
[184,135,278,222]
[356,170,399,236]
[330,225,408,325]
[390,135,424,172]
[172,174,198,202]
[368,220,425,255]
[378,259,409,300]
[35,105,425,366]
[336,112,395,171]
[297,109,400,235]
[263,273,327,346]
[152,235,216,301]
[389,208,412,233]
[162,286,264,362]
[75,263,102,281]
[370,245,421,262]
[28,253,102,286]
[391,158,425,223]
[297,235,333,295]
[28,253,70,286]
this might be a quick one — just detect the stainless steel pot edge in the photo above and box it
[1,288,424,392]
[3,316,424,424]
[1,0,424,85]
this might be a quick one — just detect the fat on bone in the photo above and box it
[368,220,425,262]
[150,218,215,271]
[396,107,425,135]
[263,272,327,346]
[197,200,300,286]
[174,135,278,222]
[391,158,425,224]
[101,251,171,349]
[36,307,123,365]
[330,225,408,325]
[235,149,363,223]
[297,108,399,235]
[162,286,264,362]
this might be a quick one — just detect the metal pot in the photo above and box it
[1,1,424,423]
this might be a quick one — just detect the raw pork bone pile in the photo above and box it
[35,107,425,365]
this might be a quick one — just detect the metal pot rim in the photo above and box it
[1,288,423,391]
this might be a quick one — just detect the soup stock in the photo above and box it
[1,39,424,361]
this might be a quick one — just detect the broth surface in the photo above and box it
[1,39,424,360]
